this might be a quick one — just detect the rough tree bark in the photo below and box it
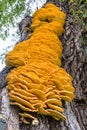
[0,0,87,130]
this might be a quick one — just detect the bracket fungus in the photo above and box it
[5,3,75,124]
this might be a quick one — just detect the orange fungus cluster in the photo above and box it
[5,3,75,124]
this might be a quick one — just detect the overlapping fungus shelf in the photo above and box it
[5,3,75,124]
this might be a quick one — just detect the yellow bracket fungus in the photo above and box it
[5,3,75,124]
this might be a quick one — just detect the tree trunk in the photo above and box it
[0,0,87,130]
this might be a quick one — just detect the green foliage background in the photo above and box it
[0,0,26,39]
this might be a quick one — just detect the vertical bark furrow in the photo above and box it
[62,13,87,129]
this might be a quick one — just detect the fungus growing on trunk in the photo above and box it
[5,3,75,124]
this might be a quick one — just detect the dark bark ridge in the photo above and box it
[0,0,87,130]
